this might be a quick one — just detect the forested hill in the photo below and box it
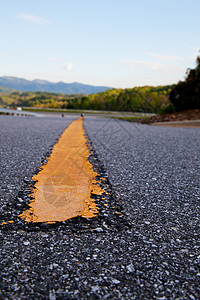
[0,76,112,94]
[0,86,16,94]
[74,85,173,112]
[0,85,173,113]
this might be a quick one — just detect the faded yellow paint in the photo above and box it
[1,222,7,226]
[19,118,104,223]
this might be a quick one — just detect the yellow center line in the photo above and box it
[19,117,104,223]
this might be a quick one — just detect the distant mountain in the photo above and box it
[0,85,16,94]
[0,76,112,94]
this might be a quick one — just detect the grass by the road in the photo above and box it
[22,108,89,114]
[22,107,155,118]
[111,116,150,122]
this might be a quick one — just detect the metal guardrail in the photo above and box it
[0,108,41,117]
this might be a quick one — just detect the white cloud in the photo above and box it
[119,59,184,72]
[19,14,51,24]
[61,63,73,71]
[146,52,183,61]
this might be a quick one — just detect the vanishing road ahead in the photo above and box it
[0,115,200,299]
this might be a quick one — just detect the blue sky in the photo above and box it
[0,0,200,88]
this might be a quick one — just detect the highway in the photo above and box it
[0,115,200,299]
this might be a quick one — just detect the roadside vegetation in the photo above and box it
[0,85,172,113]
[169,55,200,111]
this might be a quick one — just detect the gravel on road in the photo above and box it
[0,115,200,299]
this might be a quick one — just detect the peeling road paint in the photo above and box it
[19,118,104,223]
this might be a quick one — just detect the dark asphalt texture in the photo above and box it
[0,115,200,299]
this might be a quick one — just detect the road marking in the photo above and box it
[19,118,104,223]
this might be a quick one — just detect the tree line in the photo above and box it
[169,55,200,111]
[0,85,173,113]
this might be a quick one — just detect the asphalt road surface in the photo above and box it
[0,115,200,299]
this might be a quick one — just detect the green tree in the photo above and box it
[169,54,200,111]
